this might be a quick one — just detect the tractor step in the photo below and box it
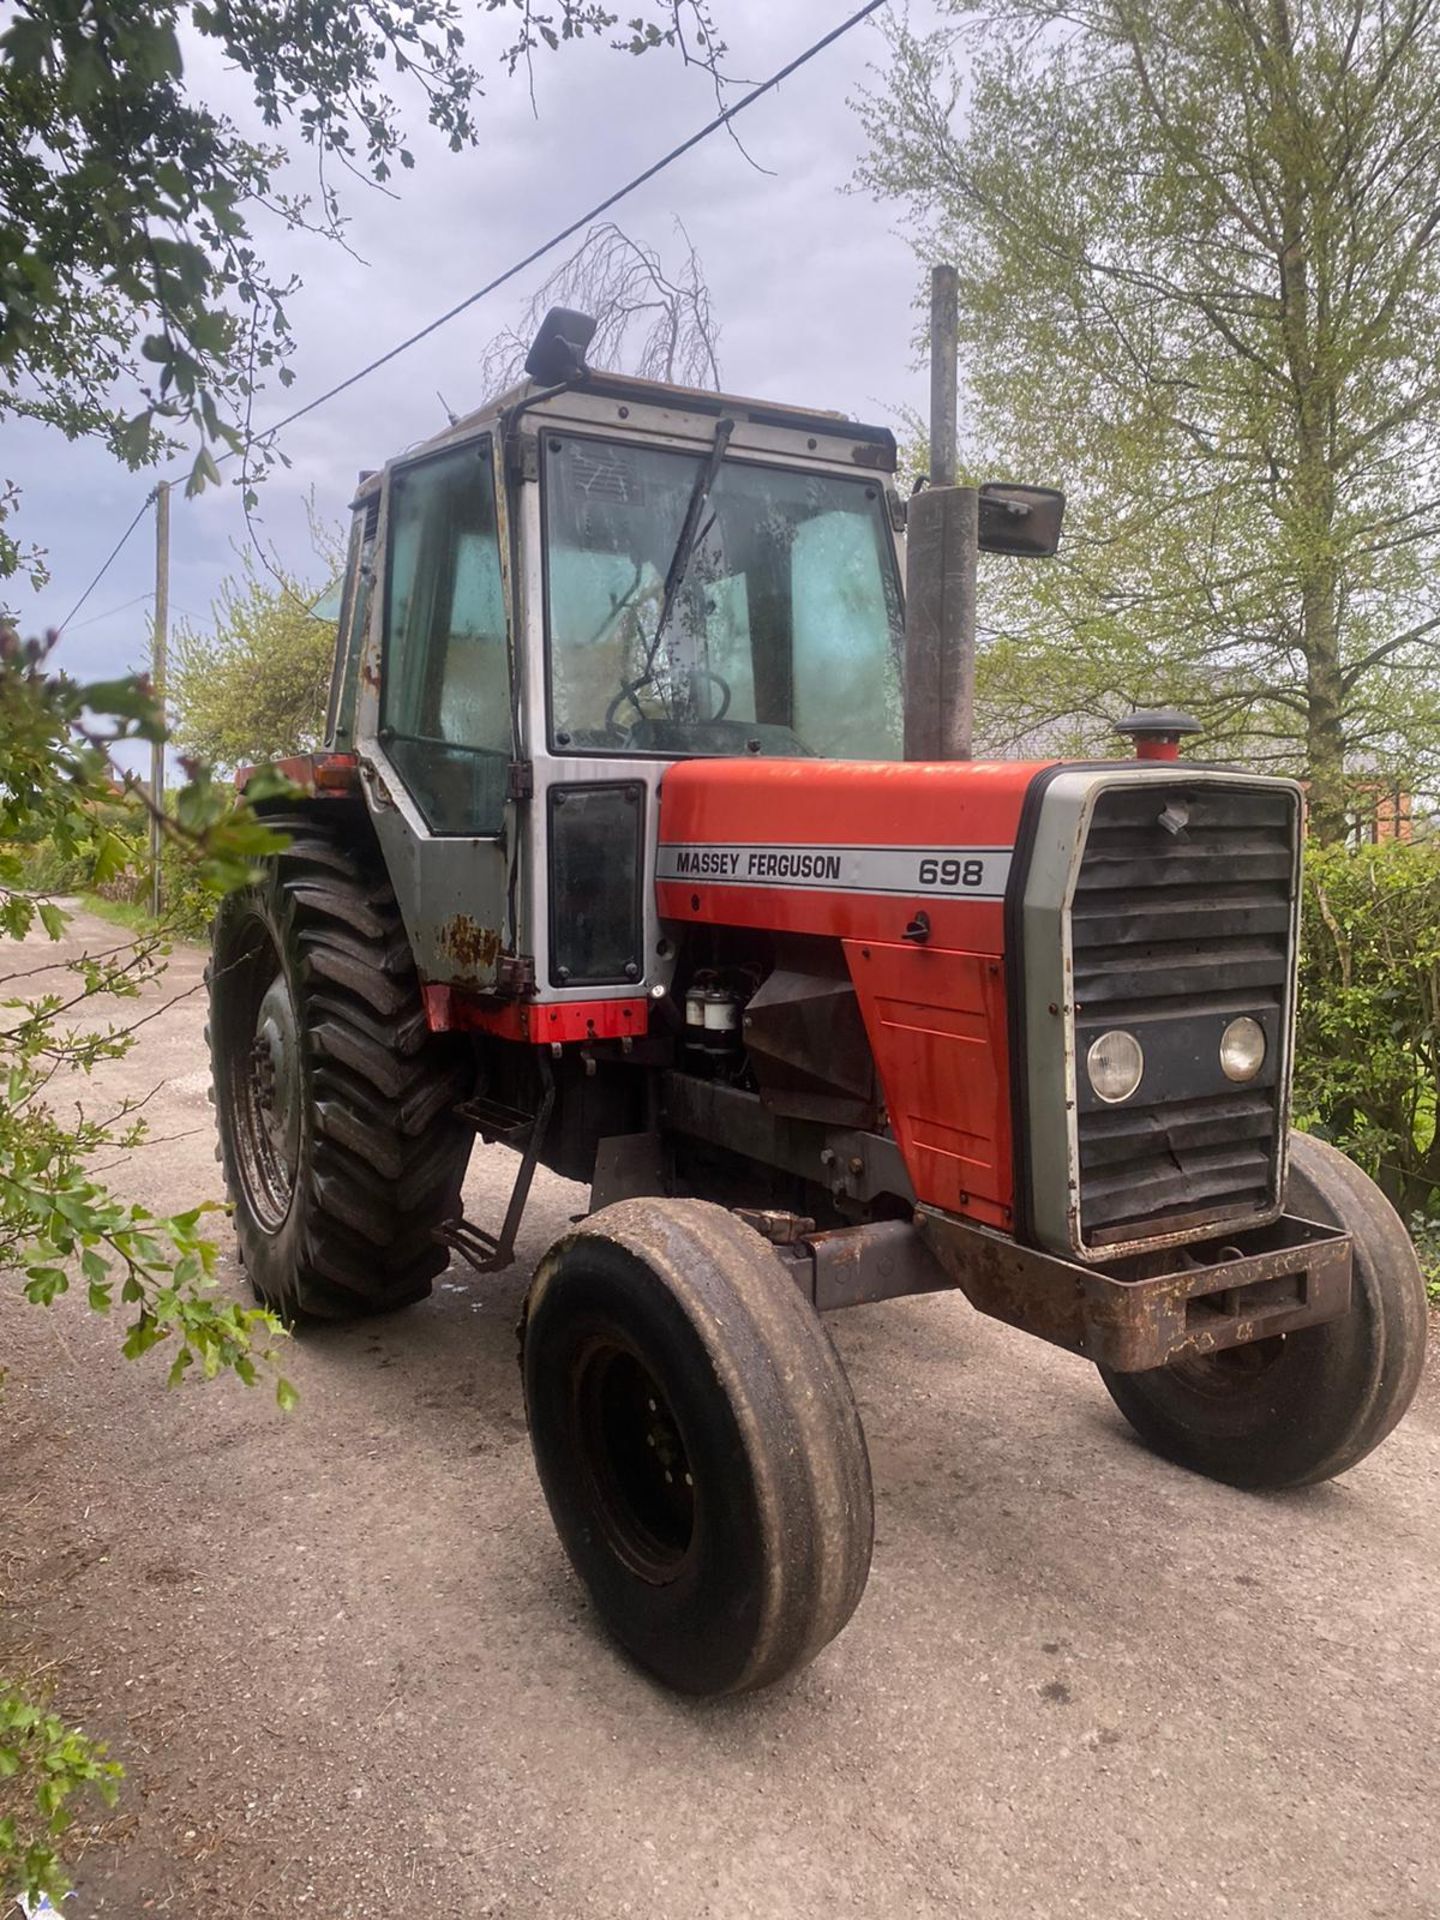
[437,1058,556,1275]
[454,1091,535,1142]
[434,1217,515,1276]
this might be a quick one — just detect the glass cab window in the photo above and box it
[543,436,904,759]
[382,439,510,834]
[327,503,376,750]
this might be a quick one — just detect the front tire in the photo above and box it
[208,812,473,1319]
[522,1198,874,1695]
[1099,1132,1427,1489]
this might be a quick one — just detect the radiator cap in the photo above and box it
[1115,709,1202,762]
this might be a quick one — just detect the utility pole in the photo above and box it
[928,262,959,489]
[149,482,170,919]
[905,263,976,761]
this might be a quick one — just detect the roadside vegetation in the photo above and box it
[1297,839,1440,1301]
[0,624,298,1902]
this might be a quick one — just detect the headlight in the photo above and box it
[1086,1029,1144,1103]
[1220,1015,1266,1082]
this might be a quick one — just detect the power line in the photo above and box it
[56,493,154,634]
[60,0,889,616]
[244,0,889,449]
[67,588,156,633]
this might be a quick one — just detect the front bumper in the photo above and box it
[915,1205,1352,1371]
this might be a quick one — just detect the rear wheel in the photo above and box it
[208,811,473,1319]
[1099,1132,1427,1489]
[522,1198,873,1695]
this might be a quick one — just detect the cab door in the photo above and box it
[355,433,520,991]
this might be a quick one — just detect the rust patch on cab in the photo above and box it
[440,914,502,974]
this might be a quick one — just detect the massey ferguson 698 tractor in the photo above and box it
[211,309,1426,1696]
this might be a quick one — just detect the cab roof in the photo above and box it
[354,367,896,503]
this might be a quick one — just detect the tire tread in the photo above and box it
[209,815,472,1319]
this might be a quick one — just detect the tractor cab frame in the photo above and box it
[325,370,908,1009]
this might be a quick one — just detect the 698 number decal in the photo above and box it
[917,857,987,889]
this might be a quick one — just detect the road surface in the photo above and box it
[2,907,1437,1918]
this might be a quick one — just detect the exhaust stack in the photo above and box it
[1115,710,1202,763]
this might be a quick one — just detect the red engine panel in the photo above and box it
[656,758,1053,1229]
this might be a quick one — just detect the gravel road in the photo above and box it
[2,906,1438,1919]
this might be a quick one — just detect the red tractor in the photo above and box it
[211,309,1426,1696]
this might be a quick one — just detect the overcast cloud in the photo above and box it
[7,0,945,694]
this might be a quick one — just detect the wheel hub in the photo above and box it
[1170,1334,1288,1398]
[240,970,302,1218]
[578,1345,697,1584]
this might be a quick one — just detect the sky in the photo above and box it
[6,0,947,694]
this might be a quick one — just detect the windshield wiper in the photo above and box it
[608,415,735,728]
[652,414,734,652]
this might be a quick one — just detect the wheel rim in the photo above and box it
[1168,1334,1288,1398]
[574,1341,697,1584]
[228,925,302,1232]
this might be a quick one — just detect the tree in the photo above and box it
[0,0,730,573]
[169,515,343,775]
[478,218,722,393]
[856,1,1440,838]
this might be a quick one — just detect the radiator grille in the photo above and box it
[1071,783,1298,1246]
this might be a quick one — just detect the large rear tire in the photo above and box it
[522,1198,873,1695]
[1099,1132,1427,1489]
[208,811,473,1319]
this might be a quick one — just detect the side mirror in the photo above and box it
[525,307,597,386]
[978,482,1065,557]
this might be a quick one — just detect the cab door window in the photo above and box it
[327,499,378,750]
[382,439,510,834]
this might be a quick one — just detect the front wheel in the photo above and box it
[522,1199,873,1695]
[1099,1132,1428,1489]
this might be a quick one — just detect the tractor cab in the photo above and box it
[323,337,909,1003]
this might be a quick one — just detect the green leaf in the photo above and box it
[83,679,159,725]
[275,1376,298,1413]
[186,446,222,498]
[115,411,156,468]
[92,829,131,886]
[37,901,67,940]
[24,1268,69,1306]
[1,16,49,74]
[121,1314,165,1359]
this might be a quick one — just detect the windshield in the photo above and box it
[543,435,905,758]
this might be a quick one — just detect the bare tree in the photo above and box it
[480,220,722,394]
